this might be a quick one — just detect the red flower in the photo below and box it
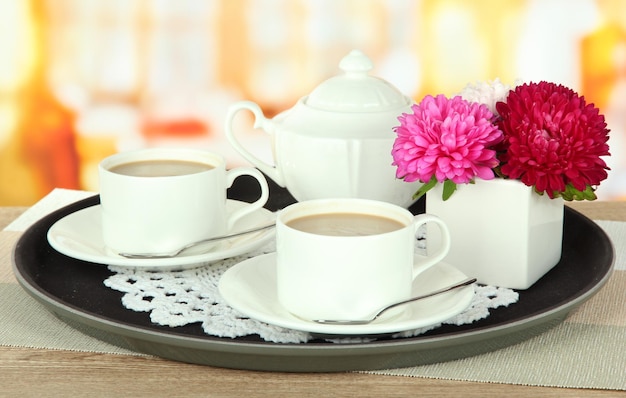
[496,81,610,199]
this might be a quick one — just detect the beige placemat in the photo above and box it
[1,189,624,390]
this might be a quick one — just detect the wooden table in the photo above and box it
[0,202,621,397]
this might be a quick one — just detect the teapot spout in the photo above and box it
[224,100,286,187]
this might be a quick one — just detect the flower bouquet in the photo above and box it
[391,80,611,289]
[392,79,610,201]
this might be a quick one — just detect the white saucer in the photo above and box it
[218,253,475,335]
[47,200,275,270]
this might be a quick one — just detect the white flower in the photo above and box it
[458,78,514,116]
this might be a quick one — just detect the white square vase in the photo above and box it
[426,179,564,289]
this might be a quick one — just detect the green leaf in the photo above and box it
[581,185,597,201]
[412,175,438,200]
[442,180,457,201]
[558,183,597,201]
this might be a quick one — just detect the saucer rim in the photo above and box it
[218,252,475,335]
[46,200,275,269]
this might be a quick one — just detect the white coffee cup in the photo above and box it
[99,147,269,255]
[275,198,451,321]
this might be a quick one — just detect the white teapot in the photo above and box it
[225,50,421,208]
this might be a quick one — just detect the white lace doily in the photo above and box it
[103,238,519,344]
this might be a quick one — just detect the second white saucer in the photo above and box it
[219,253,475,335]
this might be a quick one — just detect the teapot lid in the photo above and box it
[304,50,410,112]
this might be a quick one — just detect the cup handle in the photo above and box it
[224,101,285,186]
[225,167,270,231]
[412,214,451,280]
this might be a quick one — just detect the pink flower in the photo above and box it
[392,94,503,187]
[496,81,610,199]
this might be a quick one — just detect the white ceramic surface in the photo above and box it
[46,200,275,270]
[99,148,269,255]
[224,50,421,207]
[218,253,475,335]
[427,179,564,289]
[275,199,450,321]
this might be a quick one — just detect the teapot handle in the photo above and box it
[224,101,285,186]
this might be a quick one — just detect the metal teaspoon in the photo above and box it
[313,277,477,325]
[118,222,275,259]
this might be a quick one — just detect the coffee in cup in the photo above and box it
[108,159,214,177]
[286,212,405,236]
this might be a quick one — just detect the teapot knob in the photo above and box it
[305,49,409,112]
[338,49,373,76]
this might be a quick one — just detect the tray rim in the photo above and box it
[11,195,615,371]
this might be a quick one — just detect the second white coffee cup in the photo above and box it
[99,147,269,256]
[276,198,451,322]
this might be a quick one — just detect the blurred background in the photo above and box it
[0,0,624,205]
